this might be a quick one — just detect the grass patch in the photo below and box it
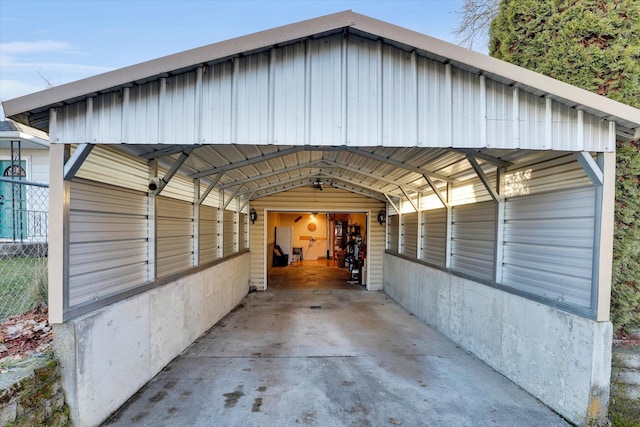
[0,257,47,321]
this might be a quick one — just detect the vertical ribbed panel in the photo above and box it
[69,181,148,307]
[485,79,513,149]
[223,209,236,257]
[346,34,380,145]
[401,212,418,258]
[201,61,233,144]
[130,82,160,145]
[199,204,219,264]
[417,57,447,146]
[382,44,415,146]
[157,197,193,278]
[503,187,595,308]
[164,71,197,144]
[239,212,247,251]
[388,214,399,253]
[52,32,617,152]
[92,92,123,143]
[452,69,482,147]
[421,207,447,268]
[308,34,342,145]
[74,145,148,192]
[273,42,306,145]
[237,53,270,144]
[451,201,496,280]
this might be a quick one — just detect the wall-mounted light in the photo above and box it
[377,209,386,225]
[250,208,258,224]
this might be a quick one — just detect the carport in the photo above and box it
[3,11,639,427]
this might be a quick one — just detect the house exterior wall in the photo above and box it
[0,148,49,183]
[53,252,250,427]
[384,253,612,426]
[249,187,385,291]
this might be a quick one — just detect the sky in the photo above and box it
[0,0,472,120]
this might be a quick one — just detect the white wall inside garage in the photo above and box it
[249,187,385,291]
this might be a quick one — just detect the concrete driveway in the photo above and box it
[102,289,569,426]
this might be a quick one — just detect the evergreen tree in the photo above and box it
[489,0,640,332]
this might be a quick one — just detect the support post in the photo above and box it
[594,152,615,321]
[48,142,68,324]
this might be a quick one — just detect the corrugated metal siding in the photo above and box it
[451,174,497,206]
[223,209,236,257]
[199,204,219,264]
[157,196,193,278]
[68,181,148,307]
[452,68,482,147]
[250,187,385,290]
[388,214,399,253]
[417,57,448,146]
[502,187,595,308]
[401,212,418,258]
[504,154,592,198]
[74,145,148,192]
[421,208,447,268]
[273,42,305,145]
[451,201,496,281]
[52,33,613,152]
[158,167,195,202]
[309,34,343,145]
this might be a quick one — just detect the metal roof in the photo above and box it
[115,143,569,202]
[3,10,639,136]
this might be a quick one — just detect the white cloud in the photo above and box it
[0,40,74,55]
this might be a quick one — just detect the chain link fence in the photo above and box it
[0,178,49,322]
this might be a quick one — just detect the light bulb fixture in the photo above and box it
[250,208,258,224]
[377,209,386,225]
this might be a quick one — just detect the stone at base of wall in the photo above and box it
[0,356,71,426]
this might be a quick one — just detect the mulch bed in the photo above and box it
[0,307,52,364]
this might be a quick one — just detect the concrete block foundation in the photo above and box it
[383,253,612,426]
[53,253,250,427]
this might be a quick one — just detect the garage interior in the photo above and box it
[3,10,639,426]
[267,210,369,290]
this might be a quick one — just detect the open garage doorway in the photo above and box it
[266,211,369,291]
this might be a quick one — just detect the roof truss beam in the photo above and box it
[196,173,223,205]
[452,149,512,167]
[573,152,603,186]
[399,186,419,212]
[465,154,501,202]
[139,145,199,160]
[189,146,307,179]
[154,147,195,196]
[217,159,329,189]
[423,174,448,208]
[64,143,94,181]
[344,147,452,183]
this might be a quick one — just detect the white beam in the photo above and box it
[399,186,418,212]
[465,154,500,203]
[595,152,615,321]
[574,152,603,186]
[197,173,223,205]
[422,174,448,208]
[223,184,243,210]
[63,143,94,181]
[155,147,194,195]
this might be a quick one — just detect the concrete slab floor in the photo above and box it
[102,290,570,427]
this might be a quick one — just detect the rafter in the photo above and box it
[344,147,452,183]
